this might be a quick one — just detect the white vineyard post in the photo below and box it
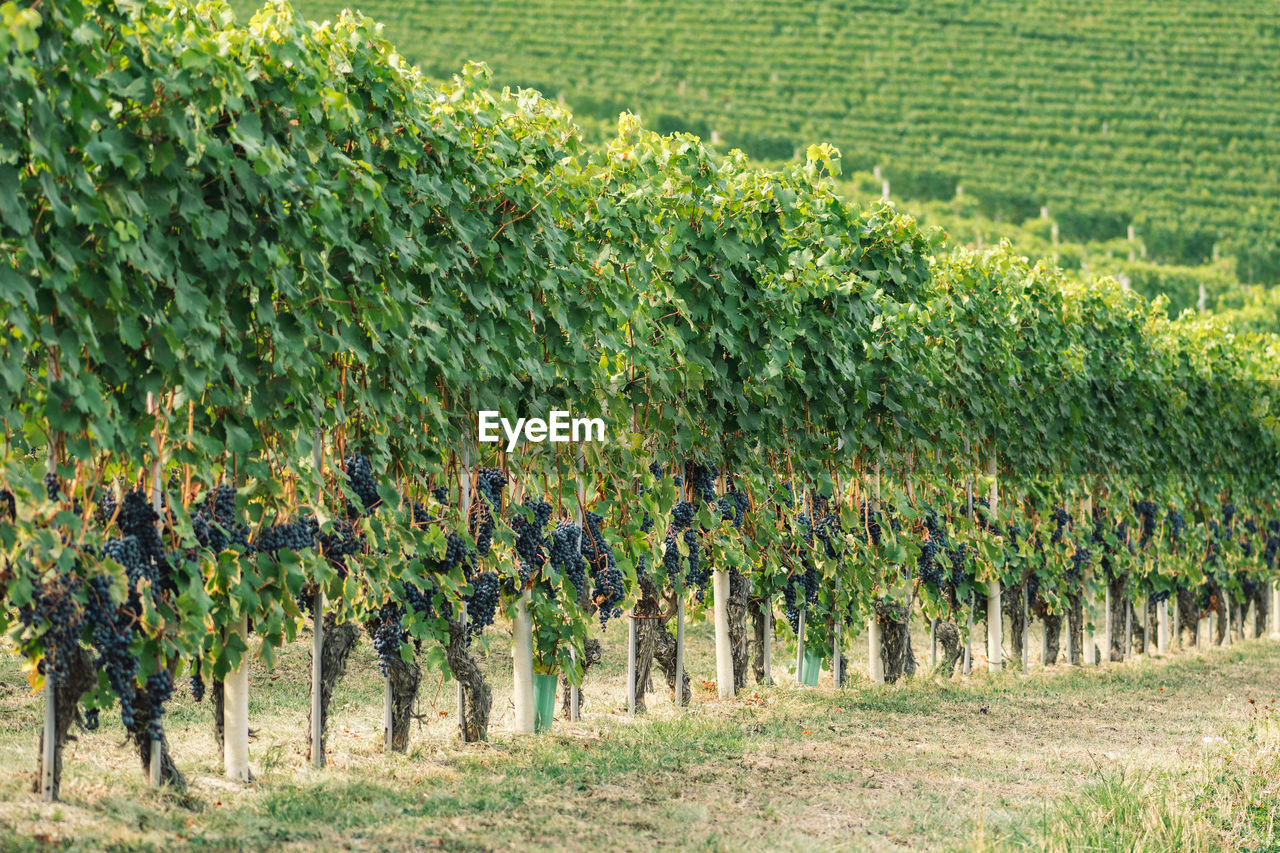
[1021,583,1029,674]
[868,615,884,683]
[881,179,890,201]
[1103,585,1112,665]
[713,567,733,699]
[224,615,251,781]
[383,677,394,753]
[1141,596,1149,656]
[310,431,325,768]
[513,589,535,733]
[41,679,55,802]
[1172,594,1180,648]
[963,598,973,676]
[1271,583,1280,638]
[762,596,773,685]
[1125,600,1133,659]
[626,615,637,717]
[985,456,1001,673]
[1067,606,1077,667]
[713,470,733,700]
[40,436,56,803]
[1157,599,1169,654]
[674,597,686,707]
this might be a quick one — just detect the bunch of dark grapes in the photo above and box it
[671,500,694,530]
[1025,572,1041,609]
[725,489,748,530]
[342,453,380,515]
[83,708,100,731]
[83,573,138,724]
[20,574,84,689]
[1050,505,1072,544]
[319,517,363,572]
[689,463,718,504]
[1064,544,1090,587]
[1266,528,1280,571]
[432,485,450,506]
[1222,503,1236,529]
[189,660,206,703]
[1151,589,1172,604]
[684,527,708,597]
[371,602,406,676]
[255,517,319,554]
[143,669,174,739]
[550,521,587,598]
[44,471,61,502]
[119,489,170,589]
[1242,576,1260,600]
[582,512,625,627]
[1166,510,1186,541]
[194,485,249,552]
[0,488,14,521]
[472,468,507,556]
[94,488,118,526]
[946,543,969,590]
[782,583,801,633]
[1134,500,1157,547]
[465,572,501,638]
[511,498,552,587]
[916,537,943,588]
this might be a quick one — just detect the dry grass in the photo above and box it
[2,619,1278,851]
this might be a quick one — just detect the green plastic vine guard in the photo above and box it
[533,673,558,732]
[800,648,822,686]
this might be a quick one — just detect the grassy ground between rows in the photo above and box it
[2,620,1279,851]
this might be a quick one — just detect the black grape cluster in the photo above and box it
[688,462,718,504]
[472,467,507,556]
[684,528,708,598]
[464,572,501,638]
[119,489,171,590]
[1265,522,1279,570]
[143,669,174,739]
[550,520,587,598]
[1050,505,1072,544]
[511,498,552,587]
[718,489,748,530]
[20,574,84,689]
[0,488,15,521]
[1151,589,1172,604]
[781,566,820,633]
[255,516,319,554]
[319,517,363,573]
[102,536,150,607]
[582,511,624,628]
[1134,499,1157,548]
[671,500,694,529]
[1064,544,1090,587]
[916,537,943,588]
[946,542,969,590]
[189,661,206,703]
[1222,502,1236,528]
[193,485,249,552]
[94,488,118,525]
[432,485,449,505]
[342,453,380,515]
[371,601,406,676]
[44,471,61,502]
[84,574,138,722]
[1166,510,1186,540]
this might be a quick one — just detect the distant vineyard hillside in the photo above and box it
[231,0,1280,281]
